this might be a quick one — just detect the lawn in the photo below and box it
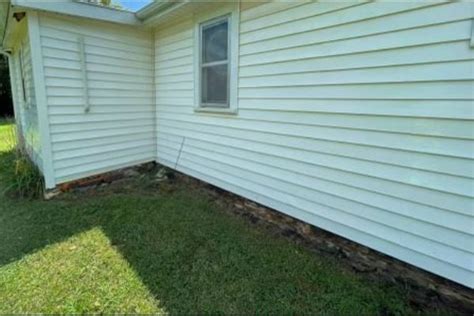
[0,119,435,314]
[0,120,14,151]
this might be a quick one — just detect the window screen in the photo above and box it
[200,17,230,107]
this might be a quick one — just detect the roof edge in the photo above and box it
[136,1,171,20]
[10,0,142,26]
[136,1,189,24]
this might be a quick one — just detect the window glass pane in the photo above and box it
[201,64,228,105]
[202,19,228,63]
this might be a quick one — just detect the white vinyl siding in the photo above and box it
[154,1,474,288]
[37,13,156,184]
[10,31,43,170]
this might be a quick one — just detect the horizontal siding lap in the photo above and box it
[155,28,193,47]
[53,132,154,152]
[156,132,473,234]
[155,116,474,179]
[51,125,155,143]
[155,50,193,64]
[48,104,154,115]
[53,138,156,161]
[239,61,474,87]
[155,40,192,56]
[157,121,473,216]
[238,82,474,100]
[54,146,153,170]
[43,55,153,72]
[49,119,155,134]
[48,97,153,106]
[167,141,474,263]
[240,20,473,66]
[155,57,193,70]
[156,113,472,160]
[236,110,474,139]
[240,1,308,23]
[46,87,153,98]
[39,14,155,183]
[40,15,151,46]
[155,64,193,77]
[156,81,193,91]
[45,78,153,91]
[240,2,471,52]
[239,2,457,45]
[55,154,154,181]
[86,72,153,83]
[41,29,152,53]
[240,41,474,79]
[237,99,474,120]
[240,1,362,35]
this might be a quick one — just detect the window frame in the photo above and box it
[194,3,239,114]
[199,15,231,108]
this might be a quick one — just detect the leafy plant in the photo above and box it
[1,122,44,199]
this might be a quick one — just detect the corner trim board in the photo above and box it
[27,12,56,189]
[7,52,22,136]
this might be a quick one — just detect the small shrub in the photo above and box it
[1,123,44,199]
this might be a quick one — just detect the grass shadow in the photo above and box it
[0,117,13,126]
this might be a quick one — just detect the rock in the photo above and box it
[155,168,168,182]
[141,162,155,171]
[123,169,140,177]
[76,185,96,193]
[44,188,61,200]
[234,203,244,209]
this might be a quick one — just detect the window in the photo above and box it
[199,16,230,107]
[194,4,239,114]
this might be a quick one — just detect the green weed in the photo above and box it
[1,120,43,199]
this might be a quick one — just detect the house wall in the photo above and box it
[10,22,43,170]
[36,13,156,185]
[154,2,474,287]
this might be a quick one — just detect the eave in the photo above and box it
[10,0,142,26]
[136,0,191,26]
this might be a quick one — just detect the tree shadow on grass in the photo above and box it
[0,152,420,314]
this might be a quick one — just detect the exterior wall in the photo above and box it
[154,2,474,287]
[10,23,43,170]
[37,13,156,185]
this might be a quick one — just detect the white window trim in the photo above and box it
[193,3,239,115]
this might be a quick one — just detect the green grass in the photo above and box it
[0,228,161,313]
[0,121,436,314]
[0,119,44,199]
[0,118,14,152]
